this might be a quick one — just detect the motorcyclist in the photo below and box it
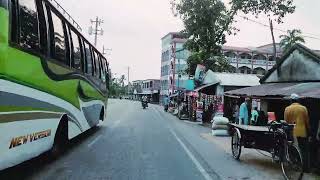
[141,95,148,108]
[163,95,169,112]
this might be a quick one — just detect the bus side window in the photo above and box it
[37,0,50,56]
[78,37,86,73]
[93,50,100,78]
[105,60,110,88]
[70,28,82,71]
[84,42,93,76]
[64,24,72,67]
[104,59,108,81]
[107,62,110,89]
[10,0,18,44]
[97,52,101,79]
[99,56,105,82]
[17,0,40,53]
[90,48,96,77]
[49,9,68,65]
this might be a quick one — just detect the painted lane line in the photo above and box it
[170,129,213,180]
[88,135,102,148]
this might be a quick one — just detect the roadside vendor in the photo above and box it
[239,97,250,125]
[251,107,259,125]
[284,93,311,172]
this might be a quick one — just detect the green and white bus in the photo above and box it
[0,0,109,170]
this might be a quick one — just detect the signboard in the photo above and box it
[185,79,195,91]
[196,101,203,122]
[194,64,206,83]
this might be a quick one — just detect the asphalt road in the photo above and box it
[0,99,316,180]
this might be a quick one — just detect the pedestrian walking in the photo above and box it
[239,98,250,125]
[284,93,311,172]
[233,103,239,124]
[251,107,259,125]
[163,95,169,112]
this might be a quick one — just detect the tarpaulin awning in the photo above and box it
[194,83,218,95]
[225,82,320,99]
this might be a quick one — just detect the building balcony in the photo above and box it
[227,58,276,70]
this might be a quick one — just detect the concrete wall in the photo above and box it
[265,50,320,83]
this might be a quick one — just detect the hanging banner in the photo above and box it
[194,64,206,83]
[196,101,203,122]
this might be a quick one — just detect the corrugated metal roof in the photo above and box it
[216,73,261,86]
[225,82,320,99]
[203,71,261,87]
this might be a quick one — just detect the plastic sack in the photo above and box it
[212,116,229,125]
[212,124,229,130]
[212,129,229,136]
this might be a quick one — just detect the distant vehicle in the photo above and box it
[142,101,148,109]
[0,0,109,170]
[164,105,169,112]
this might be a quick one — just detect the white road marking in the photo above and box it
[88,135,102,148]
[150,106,212,180]
[170,129,213,180]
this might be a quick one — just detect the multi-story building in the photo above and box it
[132,79,160,103]
[223,43,283,76]
[160,32,284,103]
[160,32,190,101]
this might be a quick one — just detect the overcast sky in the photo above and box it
[56,0,320,81]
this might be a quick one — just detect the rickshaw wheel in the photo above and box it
[231,128,241,160]
[281,144,304,180]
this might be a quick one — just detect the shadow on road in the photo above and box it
[0,126,102,180]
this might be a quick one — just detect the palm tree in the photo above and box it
[280,29,305,53]
[119,75,126,87]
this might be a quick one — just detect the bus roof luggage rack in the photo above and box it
[48,0,82,32]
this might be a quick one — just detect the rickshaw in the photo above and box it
[229,121,304,180]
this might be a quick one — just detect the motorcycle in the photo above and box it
[164,105,168,112]
[142,101,148,109]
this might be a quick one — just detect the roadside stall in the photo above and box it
[168,93,179,113]
[186,91,198,121]
[225,44,320,171]
[194,70,260,123]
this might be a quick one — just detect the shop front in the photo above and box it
[192,70,260,123]
[225,44,320,170]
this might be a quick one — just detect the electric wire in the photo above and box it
[238,15,320,41]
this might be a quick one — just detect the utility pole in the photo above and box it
[89,17,104,47]
[127,66,130,97]
[269,18,277,68]
[171,42,176,94]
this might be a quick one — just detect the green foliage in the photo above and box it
[172,0,296,75]
[280,29,305,53]
[185,52,204,75]
[173,0,234,56]
[109,75,127,96]
[231,0,295,23]
[186,51,232,75]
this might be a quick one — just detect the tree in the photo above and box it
[109,74,127,97]
[172,0,235,74]
[119,75,126,87]
[280,29,305,53]
[171,0,296,75]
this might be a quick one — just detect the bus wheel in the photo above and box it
[99,107,105,121]
[50,118,68,159]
